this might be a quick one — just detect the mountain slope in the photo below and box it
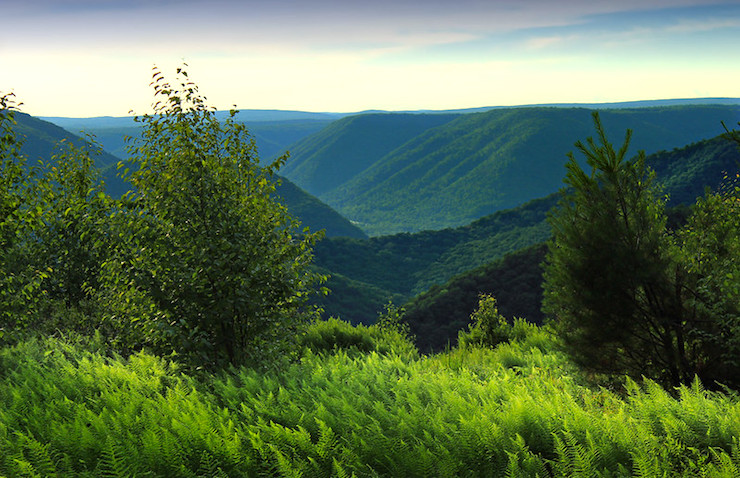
[316,132,740,325]
[14,114,366,239]
[398,134,740,350]
[44,116,333,163]
[280,113,460,196]
[293,105,740,235]
[315,195,556,323]
[404,244,547,352]
[274,178,367,238]
[13,112,132,196]
[649,135,740,205]
[15,112,121,170]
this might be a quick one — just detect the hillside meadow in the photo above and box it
[2,320,740,477]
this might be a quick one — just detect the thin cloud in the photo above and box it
[665,18,740,33]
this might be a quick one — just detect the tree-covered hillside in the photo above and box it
[273,179,367,239]
[405,244,547,353]
[14,113,120,169]
[649,135,740,205]
[317,132,740,331]
[13,112,132,197]
[280,112,460,196]
[315,196,556,323]
[285,105,740,235]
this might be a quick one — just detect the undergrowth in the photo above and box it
[1,319,739,477]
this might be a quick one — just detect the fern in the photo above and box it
[505,435,548,478]
[3,334,740,477]
[17,433,58,477]
[709,443,740,477]
[269,444,303,478]
[331,458,354,478]
[551,430,602,477]
[195,450,228,478]
[96,438,133,478]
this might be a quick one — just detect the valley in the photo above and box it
[27,101,740,347]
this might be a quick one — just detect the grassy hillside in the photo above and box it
[291,105,740,235]
[317,133,740,331]
[281,113,460,196]
[3,330,740,477]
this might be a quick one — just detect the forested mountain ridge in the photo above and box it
[12,113,367,239]
[15,112,121,170]
[315,195,557,323]
[649,135,740,205]
[405,244,547,352]
[317,132,740,327]
[24,108,740,332]
[285,105,740,235]
[273,179,367,238]
[13,112,133,197]
[42,104,740,237]
[280,113,460,196]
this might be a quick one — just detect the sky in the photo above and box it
[2,0,740,117]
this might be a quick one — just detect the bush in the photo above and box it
[102,66,324,368]
[458,294,513,349]
[300,317,418,358]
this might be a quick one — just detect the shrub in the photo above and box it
[103,66,324,368]
[300,317,418,358]
[458,294,513,349]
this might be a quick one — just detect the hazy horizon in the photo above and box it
[2,0,740,117]
[30,97,740,121]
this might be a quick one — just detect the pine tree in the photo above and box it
[542,112,691,385]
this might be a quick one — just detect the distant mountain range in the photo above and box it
[41,97,740,166]
[41,114,335,163]
[283,104,740,235]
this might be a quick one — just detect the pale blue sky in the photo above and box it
[2,0,740,117]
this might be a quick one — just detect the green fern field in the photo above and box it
[1,322,739,477]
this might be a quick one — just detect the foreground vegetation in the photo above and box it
[3,320,740,477]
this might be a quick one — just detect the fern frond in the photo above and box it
[195,450,228,478]
[18,433,57,477]
[96,438,133,478]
